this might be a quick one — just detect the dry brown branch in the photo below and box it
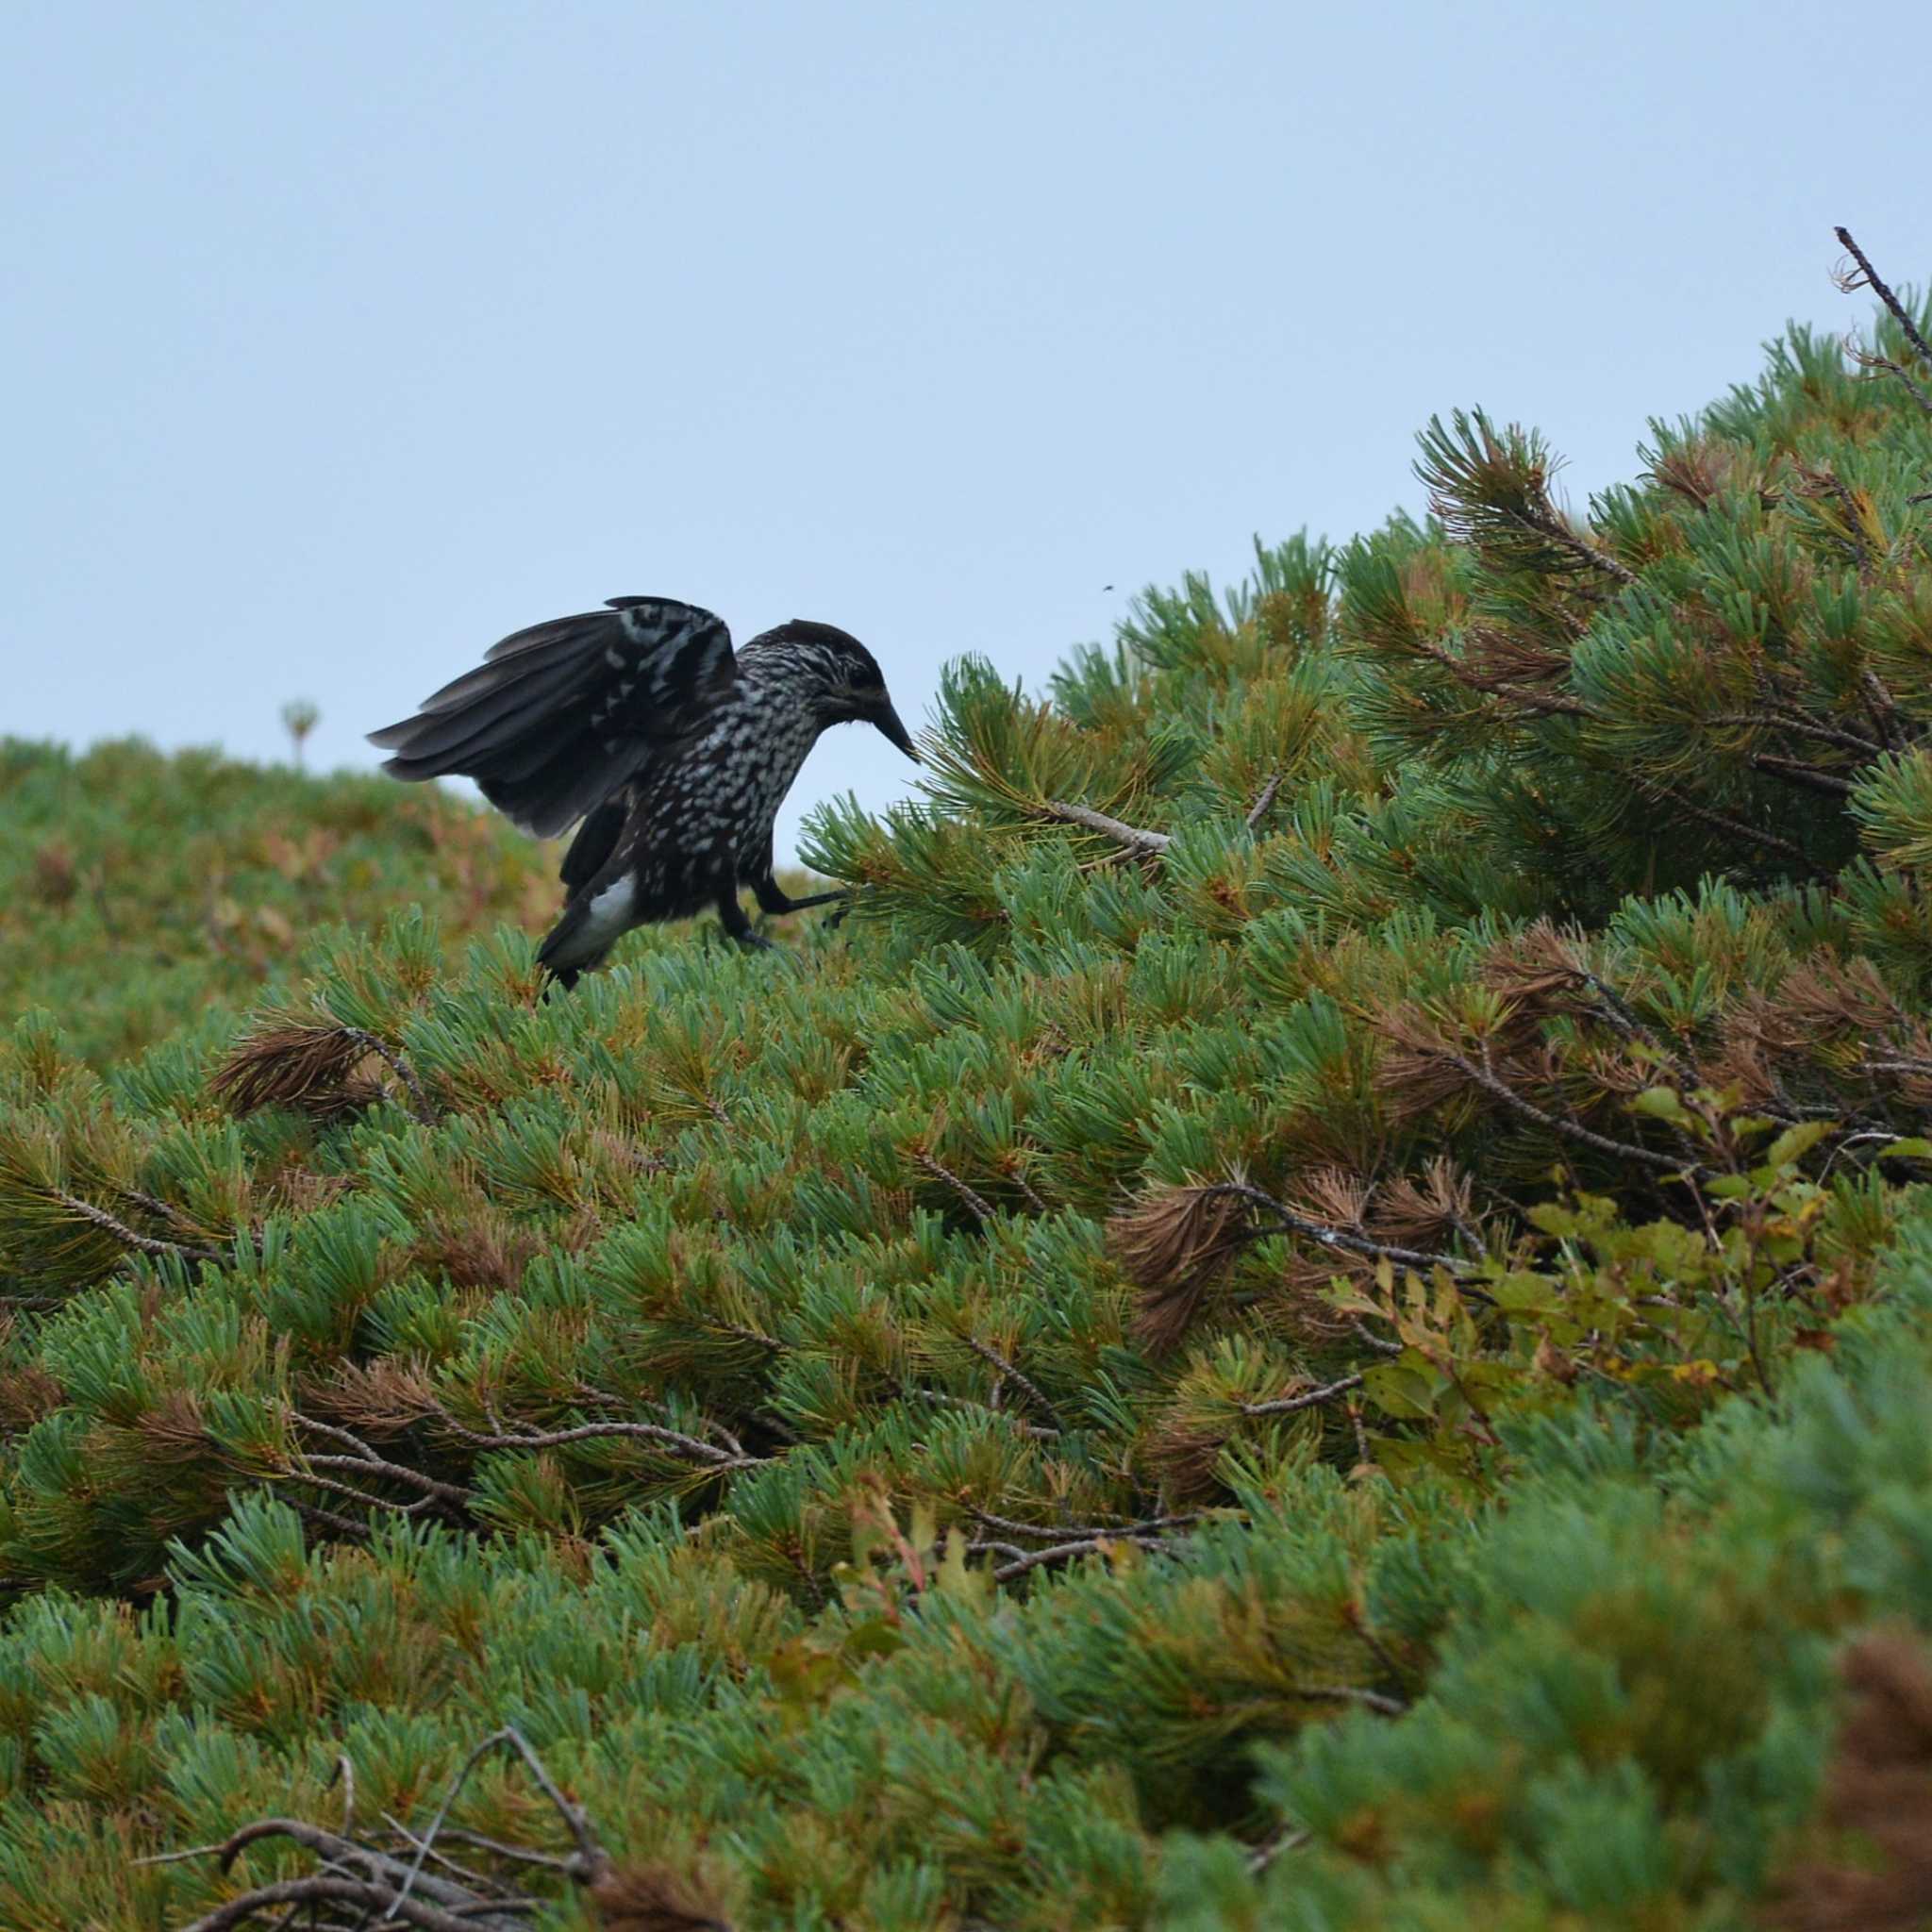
[1109,1181,1254,1354]
[213,1022,435,1124]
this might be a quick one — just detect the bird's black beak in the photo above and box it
[874,700,919,762]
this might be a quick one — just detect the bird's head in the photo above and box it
[757,619,919,760]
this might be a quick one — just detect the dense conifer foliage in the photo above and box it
[3,255,1932,1927]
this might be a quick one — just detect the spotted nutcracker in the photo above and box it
[369,596,917,985]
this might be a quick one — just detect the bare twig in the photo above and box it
[1848,344,1932,418]
[1349,1318,1404,1358]
[288,1496,376,1541]
[1245,772,1285,831]
[428,1404,764,1472]
[1284,1682,1407,1717]
[1040,799,1172,856]
[388,1726,606,1922]
[177,1876,498,1932]
[329,1753,357,1834]
[990,1533,1173,1581]
[913,1151,997,1224]
[1835,225,1932,369]
[295,1419,475,1509]
[1247,1825,1310,1874]
[1450,1044,1698,1176]
[959,1334,1065,1431]
[160,1815,530,1930]
[1407,635,1592,717]
[966,1504,1209,1542]
[1241,1372,1367,1419]
[341,1027,438,1125]
[1008,1166,1052,1215]
[908,1388,1060,1438]
[50,1189,225,1266]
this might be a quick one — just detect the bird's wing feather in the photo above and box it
[558,791,631,898]
[368,597,734,840]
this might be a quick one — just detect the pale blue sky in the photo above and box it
[5,1,1924,859]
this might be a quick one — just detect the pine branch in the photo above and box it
[1650,783,1815,872]
[1745,753,1857,798]
[1704,712,1885,758]
[1505,504,1641,589]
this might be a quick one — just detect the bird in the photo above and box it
[368,596,918,987]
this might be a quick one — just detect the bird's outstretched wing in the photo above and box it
[368,597,735,840]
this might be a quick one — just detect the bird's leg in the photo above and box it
[715,889,777,952]
[751,875,851,917]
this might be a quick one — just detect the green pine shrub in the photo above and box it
[0,244,1930,1928]
[0,739,558,1066]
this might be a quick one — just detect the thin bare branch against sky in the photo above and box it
[4,0,1924,858]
